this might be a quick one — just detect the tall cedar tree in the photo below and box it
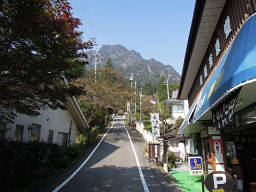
[105,57,114,69]
[0,0,93,121]
[157,75,167,102]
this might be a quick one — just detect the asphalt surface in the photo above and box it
[56,116,183,192]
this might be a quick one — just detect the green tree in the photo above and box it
[169,82,180,96]
[0,0,93,121]
[76,68,132,128]
[143,81,155,96]
[105,57,114,69]
[157,75,167,102]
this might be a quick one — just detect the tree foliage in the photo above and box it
[157,75,167,102]
[143,81,156,96]
[141,95,158,118]
[0,0,93,121]
[169,82,180,96]
[105,57,114,69]
[75,67,132,127]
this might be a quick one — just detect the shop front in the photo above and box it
[222,99,256,191]
[179,13,256,191]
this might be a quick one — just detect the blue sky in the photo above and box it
[69,0,195,74]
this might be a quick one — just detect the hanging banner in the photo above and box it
[212,89,240,130]
[212,136,224,164]
[151,113,160,137]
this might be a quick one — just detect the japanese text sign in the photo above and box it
[151,113,160,137]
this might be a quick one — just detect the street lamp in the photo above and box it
[163,78,170,100]
[140,88,142,121]
[127,74,134,123]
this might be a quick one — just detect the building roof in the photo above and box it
[66,96,89,129]
[63,77,89,129]
[179,0,226,100]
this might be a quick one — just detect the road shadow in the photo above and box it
[31,134,120,192]
[62,165,183,192]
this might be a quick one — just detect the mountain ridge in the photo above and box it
[87,44,180,84]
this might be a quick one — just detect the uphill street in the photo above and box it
[52,115,182,192]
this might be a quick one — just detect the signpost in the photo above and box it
[205,171,234,192]
[150,113,160,138]
[188,156,203,186]
[188,156,203,176]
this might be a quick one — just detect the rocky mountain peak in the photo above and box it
[87,44,180,84]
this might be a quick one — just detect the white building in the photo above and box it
[1,96,89,146]
[165,89,197,161]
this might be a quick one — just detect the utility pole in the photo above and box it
[140,88,142,121]
[127,74,134,123]
[94,50,100,83]
[163,78,170,100]
[134,80,136,119]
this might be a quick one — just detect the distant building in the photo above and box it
[165,89,194,161]
[166,89,189,119]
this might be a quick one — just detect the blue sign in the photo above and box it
[189,156,203,175]
[193,14,256,122]
[189,157,202,170]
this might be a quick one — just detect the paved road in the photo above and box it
[57,116,182,192]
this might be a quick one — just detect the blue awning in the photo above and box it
[178,97,199,134]
[192,13,256,122]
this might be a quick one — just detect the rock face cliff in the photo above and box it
[87,44,180,84]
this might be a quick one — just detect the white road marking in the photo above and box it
[123,121,150,192]
[52,121,114,192]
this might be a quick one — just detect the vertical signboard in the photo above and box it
[212,136,225,171]
[188,156,203,175]
[151,113,160,137]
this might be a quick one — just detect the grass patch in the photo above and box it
[170,171,209,192]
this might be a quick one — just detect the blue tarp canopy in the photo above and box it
[179,13,256,133]
[192,13,256,122]
[178,97,199,134]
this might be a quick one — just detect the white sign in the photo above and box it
[154,145,158,158]
[151,113,160,137]
[209,54,213,68]
[224,16,232,39]
[213,173,226,189]
[212,136,224,164]
[215,38,221,56]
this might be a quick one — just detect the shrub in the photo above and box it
[0,139,86,191]
[167,151,183,168]
[143,121,151,131]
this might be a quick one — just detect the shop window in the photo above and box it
[30,124,41,142]
[57,132,68,147]
[172,104,184,113]
[0,121,7,137]
[15,124,24,141]
[190,139,198,155]
[240,108,256,126]
[225,142,236,158]
[48,130,53,144]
